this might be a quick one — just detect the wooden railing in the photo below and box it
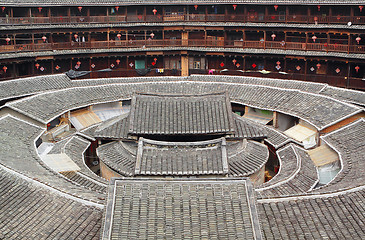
[1,14,365,25]
[1,39,364,54]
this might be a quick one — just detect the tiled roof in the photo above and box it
[256,144,319,198]
[258,188,365,240]
[319,85,365,106]
[102,178,262,240]
[0,115,105,204]
[50,135,108,185]
[128,92,235,135]
[313,118,365,193]
[0,167,103,240]
[0,74,71,101]
[228,140,269,176]
[135,137,228,176]
[6,82,361,130]
[96,140,137,176]
[229,114,267,139]
[94,113,130,140]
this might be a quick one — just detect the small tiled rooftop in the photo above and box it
[102,178,262,240]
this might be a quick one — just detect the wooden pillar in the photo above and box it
[31,60,35,75]
[305,32,308,50]
[181,54,189,76]
[307,7,310,23]
[285,6,289,23]
[67,7,71,22]
[284,58,287,72]
[347,33,351,54]
[265,6,268,23]
[12,62,16,78]
[244,6,247,22]
[273,112,278,128]
[51,60,54,74]
[327,33,330,52]
[304,59,308,76]
[205,6,208,21]
[329,7,332,18]
[346,62,351,88]
[107,30,110,48]
[263,31,266,49]
[243,56,246,71]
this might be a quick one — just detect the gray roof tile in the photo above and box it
[102,178,262,240]
[128,92,235,135]
[135,137,229,176]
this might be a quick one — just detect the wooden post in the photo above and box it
[285,6,289,23]
[107,30,110,48]
[67,7,71,22]
[327,33,330,52]
[346,62,351,88]
[347,33,350,54]
[263,31,266,49]
[243,5,247,22]
[265,6,268,23]
[273,112,278,128]
[305,32,308,50]
[307,7,310,23]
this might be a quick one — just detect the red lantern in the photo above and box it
[35,63,40,69]
[110,64,115,68]
[74,34,78,40]
[76,61,81,65]
[2,66,7,73]
[232,59,237,64]
[236,63,240,68]
[42,36,47,42]
[115,6,119,11]
[78,7,83,12]
[317,5,321,11]
[1,7,5,12]
[233,5,237,11]
[150,33,155,39]
[276,61,281,65]
[38,7,42,12]
[117,33,121,40]
[152,8,157,15]
[116,59,121,65]
[151,61,156,66]
[356,36,361,44]
[274,5,278,11]
[312,35,317,42]
[316,63,321,69]
[220,62,225,68]
[5,37,10,45]
[252,63,257,68]
[271,33,276,41]
[359,6,363,12]
[194,5,198,10]
[355,65,360,73]
[55,65,61,71]
[154,58,158,62]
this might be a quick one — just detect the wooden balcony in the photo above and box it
[1,14,365,26]
[1,39,364,55]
